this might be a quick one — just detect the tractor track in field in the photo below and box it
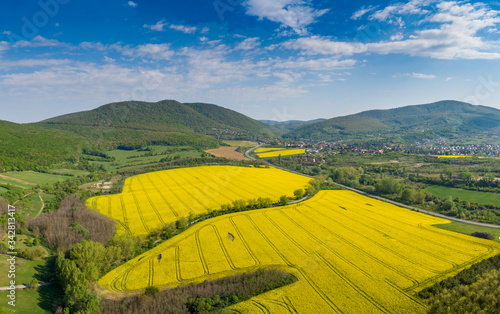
[136,176,166,226]
[145,174,179,218]
[131,192,151,234]
[315,196,461,269]
[212,224,237,270]
[229,217,260,266]
[153,171,196,216]
[262,209,390,313]
[293,205,420,290]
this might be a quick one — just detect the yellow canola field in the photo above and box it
[255,147,306,158]
[98,190,500,313]
[432,155,499,159]
[87,166,311,235]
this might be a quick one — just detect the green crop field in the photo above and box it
[425,185,500,207]
[434,222,500,243]
[2,172,69,186]
[223,140,258,147]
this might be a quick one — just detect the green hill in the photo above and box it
[284,101,500,143]
[0,120,87,171]
[1,100,278,171]
[43,100,275,140]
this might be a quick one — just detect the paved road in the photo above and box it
[245,144,500,229]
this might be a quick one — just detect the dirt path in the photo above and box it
[12,192,36,206]
[35,192,45,217]
[0,282,51,290]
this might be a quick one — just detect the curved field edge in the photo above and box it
[98,190,500,313]
[86,165,311,236]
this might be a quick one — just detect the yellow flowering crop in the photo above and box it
[431,155,499,159]
[99,190,500,313]
[87,165,311,235]
[255,148,306,158]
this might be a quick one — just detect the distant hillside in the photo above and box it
[0,120,87,171]
[260,119,326,130]
[284,101,500,143]
[43,100,275,139]
[2,100,278,171]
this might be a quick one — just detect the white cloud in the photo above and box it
[272,57,356,70]
[79,41,108,51]
[281,36,366,55]
[446,77,453,81]
[244,0,328,35]
[2,31,11,35]
[370,0,434,23]
[104,56,115,63]
[169,24,197,34]
[0,59,71,69]
[0,41,9,52]
[281,1,500,60]
[128,1,137,8]
[14,35,62,48]
[129,43,174,59]
[144,20,167,32]
[235,37,260,50]
[351,5,377,20]
[144,20,197,34]
[390,33,404,41]
[410,72,435,79]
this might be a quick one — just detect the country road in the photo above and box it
[0,282,51,291]
[245,144,500,230]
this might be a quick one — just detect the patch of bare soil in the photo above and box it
[205,147,249,160]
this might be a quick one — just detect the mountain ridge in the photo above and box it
[284,100,500,143]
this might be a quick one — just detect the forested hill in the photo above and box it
[42,100,275,139]
[284,101,500,143]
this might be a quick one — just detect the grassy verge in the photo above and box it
[434,221,500,243]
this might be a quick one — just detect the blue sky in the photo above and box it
[1,0,500,123]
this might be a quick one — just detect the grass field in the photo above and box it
[424,185,500,206]
[89,146,203,171]
[0,187,8,195]
[87,166,311,235]
[0,285,60,314]
[1,172,69,186]
[434,222,500,243]
[0,255,46,286]
[98,190,500,313]
[223,140,258,147]
[254,148,306,158]
[47,168,89,177]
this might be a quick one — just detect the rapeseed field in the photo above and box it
[98,190,500,313]
[87,165,311,235]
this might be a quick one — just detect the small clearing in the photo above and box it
[206,147,249,160]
